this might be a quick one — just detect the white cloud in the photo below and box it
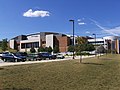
[77,19,81,22]
[90,18,120,36]
[85,31,90,34]
[23,9,50,17]
[78,22,86,25]
[105,26,120,36]
[78,18,86,25]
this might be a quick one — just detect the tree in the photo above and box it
[75,36,95,63]
[75,44,95,63]
[96,45,105,53]
[75,44,86,63]
[53,46,59,53]
[76,36,88,44]
[75,43,95,52]
[1,39,8,51]
[85,44,95,51]
[47,46,53,53]
[68,45,74,52]
[38,46,45,52]
[96,45,105,58]
[44,47,48,52]
[30,47,36,53]
[38,46,53,53]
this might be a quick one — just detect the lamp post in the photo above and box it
[69,19,75,59]
[93,33,96,56]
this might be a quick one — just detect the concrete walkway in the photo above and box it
[0,55,95,67]
[0,60,4,63]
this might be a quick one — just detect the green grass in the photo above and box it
[1,54,120,90]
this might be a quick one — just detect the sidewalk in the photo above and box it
[0,59,70,67]
[0,60,4,63]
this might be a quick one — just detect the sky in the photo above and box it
[0,0,120,40]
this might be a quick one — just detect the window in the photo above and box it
[21,42,39,49]
[21,43,25,49]
[33,42,39,48]
[26,43,32,48]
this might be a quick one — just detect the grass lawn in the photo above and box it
[1,54,120,90]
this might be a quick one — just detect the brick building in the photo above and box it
[9,32,71,53]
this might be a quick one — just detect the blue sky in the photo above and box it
[0,0,120,40]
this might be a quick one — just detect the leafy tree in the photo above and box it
[68,45,74,52]
[47,46,53,53]
[38,46,45,52]
[96,45,105,53]
[30,47,36,53]
[85,44,95,51]
[76,36,88,44]
[1,38,8,51]
[38,46,53,53]
[75,44,95,63]
[53,46,59,53]
[96,45,105,59]
[44,47,48,52]
[75,36,95,63]
[75,44,95,53]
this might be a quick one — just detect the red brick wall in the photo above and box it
[56,36,70,52]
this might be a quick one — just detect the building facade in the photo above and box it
[9,31,120,54]
[88,36,120,54]
[9,32,71,53]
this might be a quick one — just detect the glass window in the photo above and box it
[21,43,25,49]
[26,43,32,48]
[33,42,39,48]
[21,42,39,49]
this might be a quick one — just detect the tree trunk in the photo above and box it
[79,55,82,63]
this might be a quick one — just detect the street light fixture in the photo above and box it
[69,19,75,59]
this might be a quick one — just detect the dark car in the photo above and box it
[38,52,56,60]
[1,53,25,62]
[15,52,27,56]
[51,54,57,59]
[14,52,27,62]
[27,53,42,61]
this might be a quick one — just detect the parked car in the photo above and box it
[0,52,10,57]
[56,54,65,59]
[0,53,3,57]
[27,53,42,61]
[27,53,57,61]
[38,52,52,60]
[14,52,27,62]
[38,52,56,60]
[15,52,27,57]
[51,54,57,59]
[0,52,11,60]
[1,53,26,62]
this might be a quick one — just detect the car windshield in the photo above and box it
[39,53,52,57]
[15,52,27,56]
[7,54,13,56]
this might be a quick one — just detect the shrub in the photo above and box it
[30,47,36,53]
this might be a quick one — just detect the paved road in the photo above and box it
[0,55,95,67]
